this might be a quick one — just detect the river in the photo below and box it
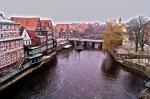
[0,49,145,99]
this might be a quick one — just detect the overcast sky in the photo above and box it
[0,0,149,23]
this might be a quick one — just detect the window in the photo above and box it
[20,50,24,57]
[0,25,2,29]
[16,40,19,47]
[11,41,14,49]
[29,41,31,45]
[48,31,52,34]
[41,39,43,43]
[11,33,14,37]
[11,25,14,30]
[43,38,45,42]
[12,53,16,60]
[0,50,4,55]
[6,42,9,50]
[48,36,52,39]
[17,51,20,58]
[25,41,27,45]
[3,25,5,29]
[0,33,3,38]
[6,25,9,29]
[6,54,10,62]
[6,32,9,37]
[15,25,19,30]
[0,42,3,48]
[1,55,5,63]
[0,42,4,55]
[20,40,23,46]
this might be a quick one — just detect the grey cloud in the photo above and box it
[0,0,149,23]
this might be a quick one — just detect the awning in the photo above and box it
[27,53,43,59]
[64,45,72,48]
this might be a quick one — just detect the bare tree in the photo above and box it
[128,16,148,52]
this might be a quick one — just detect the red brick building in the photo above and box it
[144,20,150,44]
[0,14,24,68]
[11,17,47,53]
[54,24,70,38]
[40,20,54,54]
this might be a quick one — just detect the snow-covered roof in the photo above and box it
[0,13,18,24]
[36,36,46,38]
[29,46,41,50]
[22,29,31,40]
[68,38,103,42]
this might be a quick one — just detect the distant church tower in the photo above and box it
[119,17,122,23]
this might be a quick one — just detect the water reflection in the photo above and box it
[101,63,120,79]
[122,72,144,95]
[0,49,145,99]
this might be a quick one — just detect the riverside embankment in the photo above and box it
[0,49,145,99]
[0,52,56,92]
[113,42,150,77]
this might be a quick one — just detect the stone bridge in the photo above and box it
[68,38,104,49]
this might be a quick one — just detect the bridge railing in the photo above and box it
[116,53,150,59]
[68,38,104,43]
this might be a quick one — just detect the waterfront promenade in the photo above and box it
[115,42,150,76]
[0,52,56,92]
[0,49,145,99]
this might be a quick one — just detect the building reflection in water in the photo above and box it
[0,49,145,99]
[0,57,59,99]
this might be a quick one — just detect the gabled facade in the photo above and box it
[11,17,47,53]
[11,17,42,46]
[144,20,150,44]
[0,14,24,68]
[11,17,56,55]
[40,20,54,54]
[54,24,71,38]
[21,28,32,46]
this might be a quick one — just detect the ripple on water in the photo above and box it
[0,49,145,99]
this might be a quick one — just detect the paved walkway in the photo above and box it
[117,42,150,55]
[116,42,150,67]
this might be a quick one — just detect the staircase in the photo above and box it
[13,57,25,69]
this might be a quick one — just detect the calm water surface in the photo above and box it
[0,49,145,99]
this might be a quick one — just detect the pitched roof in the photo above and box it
[145,20,150,26]
[11,17,41,31]
[55,24,70,33]
[21,29,31,41]
[40,20,53,31]
[0,14,18,25]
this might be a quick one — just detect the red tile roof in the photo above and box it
[76,23,87,33]
[40,20,53,31]
[55,24,70,33]
[11,17,41,31]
